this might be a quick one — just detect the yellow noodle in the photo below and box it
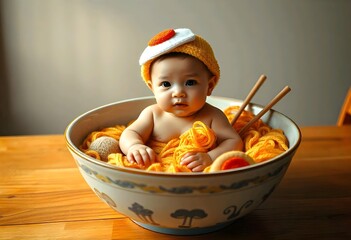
[80,106,289,172]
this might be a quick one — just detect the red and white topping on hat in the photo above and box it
[148,29,176,46]
[139,28,196,65]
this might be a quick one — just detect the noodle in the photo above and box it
[80,106,289,172]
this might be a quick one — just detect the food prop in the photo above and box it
[88,136,121,161]
[208,151,255,172]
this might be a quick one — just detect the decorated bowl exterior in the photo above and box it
[65,96,301,235]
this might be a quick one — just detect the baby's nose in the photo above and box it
[172,86,186,97]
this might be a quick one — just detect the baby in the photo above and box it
[119,28,243,172]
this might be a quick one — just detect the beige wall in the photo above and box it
[0,0,350,135]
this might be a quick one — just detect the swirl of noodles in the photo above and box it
[173,121,216,163]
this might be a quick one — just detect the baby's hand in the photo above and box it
[127,144,156,167]
[180,152,213,172]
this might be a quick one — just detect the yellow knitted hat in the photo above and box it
[139,28,220,86]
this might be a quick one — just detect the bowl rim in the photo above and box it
[65,96,301,178]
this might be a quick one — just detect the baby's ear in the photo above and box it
[146,81,153,91]
[207,76,216,96]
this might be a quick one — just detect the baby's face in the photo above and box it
[148,55,215,117]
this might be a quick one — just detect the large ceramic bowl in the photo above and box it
[65,96,301,235]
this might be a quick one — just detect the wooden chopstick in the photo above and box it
[238,86,291,135]
[231,75,267,126]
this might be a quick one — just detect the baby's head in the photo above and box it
[139,28,220,86]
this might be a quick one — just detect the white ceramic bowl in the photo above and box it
[65,96,301,235]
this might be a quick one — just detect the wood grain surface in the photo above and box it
[1,126,350,239]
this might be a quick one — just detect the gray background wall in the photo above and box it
[0,0,350,135]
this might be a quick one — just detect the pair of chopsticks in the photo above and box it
[230,75,291,135]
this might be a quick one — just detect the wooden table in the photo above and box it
[1,126,350,239]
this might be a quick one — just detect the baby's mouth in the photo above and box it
[174,102,187,107]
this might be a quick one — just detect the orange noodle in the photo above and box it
[80,106,288,172]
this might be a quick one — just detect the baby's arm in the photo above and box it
[206,110,243,160]
[119,106,157,166]
[181,107,243,172]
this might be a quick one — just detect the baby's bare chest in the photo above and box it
[151,120,193,142]
[150,108,214,142]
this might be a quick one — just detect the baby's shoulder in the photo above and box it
[203,103,224,115]
[141,103,157,111]
[141,104,162,116]
[146,104,162,113]
[200,103,228,121]
[138,104,155,117]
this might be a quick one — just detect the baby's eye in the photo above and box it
[161,81,171,87]
[185,80,197,86]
